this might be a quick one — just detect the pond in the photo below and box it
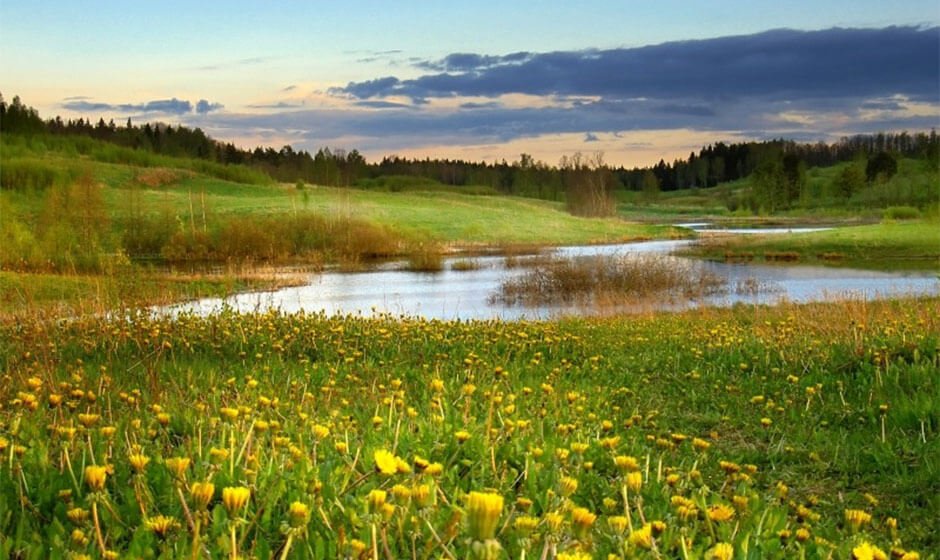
[164,232,939,320]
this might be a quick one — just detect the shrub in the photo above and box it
[882,206,921,220]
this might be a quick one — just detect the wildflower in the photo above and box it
[128,453,150,474]
[66,507,89,524]
[692,437,711,452]
[455,430,471,443]
[374,449,398,475]
[466,491,503,541]
[570,507,596,541]
[209,447,229,464]
[628,523,652,548]
[707,542,734,560]
[191,482,215,510]
[557,552,591,560]
[425,462,444,476]
[412,484,435,508]
[707,504,735,522]
[544,511,565,533]
[165,457,191,480]
[312,424,330,439]
[614,455,639,472]
[367,489,387,513]
[851,541,887,560]
[288,501,309,528]
[845,509,872,530]
[222,486,251,516]
[607,515,628,534]
[84,465,107,492]
[147,515,180,538]
[78,413,100,428]
[559,476,579,497]
[626,471,643,493]
[795,527,810,542]
[514,515,539,536]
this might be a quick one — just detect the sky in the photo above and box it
[2,1,938,167]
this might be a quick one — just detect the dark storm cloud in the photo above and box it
[339,26,939,102]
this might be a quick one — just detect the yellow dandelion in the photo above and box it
[128,453,150,474]
[626,471,643,493]
[707,542,734,560]
[147,515,180,538]
[466,491,503,541]
[707,504,735,522]
[628,523,652,549]
[222,486,251,516]
[288,501,309,528]
[191,481,215,510]
[845,509,872,530]
[374,449,398,475]
[559,476,579,497]
[84,465,107,492]
[852,541,887,560]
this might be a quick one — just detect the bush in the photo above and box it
[882,206,921,220]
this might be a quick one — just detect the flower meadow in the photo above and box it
[0,298,936,559]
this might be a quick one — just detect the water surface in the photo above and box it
[165,237,938,320]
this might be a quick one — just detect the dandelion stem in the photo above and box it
[91,500,107,556]
[278,534,294,560]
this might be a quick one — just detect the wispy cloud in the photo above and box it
[62,97,223,115]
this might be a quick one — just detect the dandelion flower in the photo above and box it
[84,466,107,492]
[191,482,215,510]
[374,449,398,475]
[852,541,887,560]
[222,486,251,516]
[466,491,503,541]
[707,542,734,560]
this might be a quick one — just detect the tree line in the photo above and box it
[2,93,938,206]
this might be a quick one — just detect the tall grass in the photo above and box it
[494,253,726,305]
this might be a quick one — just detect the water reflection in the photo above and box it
[165,238,938,320]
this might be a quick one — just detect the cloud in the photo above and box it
[339,26,939,103]
[62,97,222,116]
[354,100,417,109]
[195,99,224,114]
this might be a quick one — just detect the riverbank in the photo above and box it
[677,219,940,270]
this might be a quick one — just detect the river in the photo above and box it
[163,229,939,320]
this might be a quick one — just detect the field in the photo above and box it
[682,220,940,270]
[1,298,937,558]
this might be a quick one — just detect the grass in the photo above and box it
[493,254,726,306]
[0,269,305,320]
[0,298,936,557]
[682,219,940,270]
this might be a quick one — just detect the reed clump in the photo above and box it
[493,253,726,305]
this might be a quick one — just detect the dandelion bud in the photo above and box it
[559,476,579,497]
[614,455,639,472]
[191,481,215,510]
[165,457,190,480]
[629,523,652,549]
[128,453,150,474]
[367,489,387,513]
[467,491,503,541]
[84,465,107,492]
[607,515,628,534]
[222,486,251,516]
[626,471,643,493]
[570,507,596,541]
[706,542,734,560]
[513,515,539,536]
[288,501,309,528]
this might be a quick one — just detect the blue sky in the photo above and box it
[2,1,938,166]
